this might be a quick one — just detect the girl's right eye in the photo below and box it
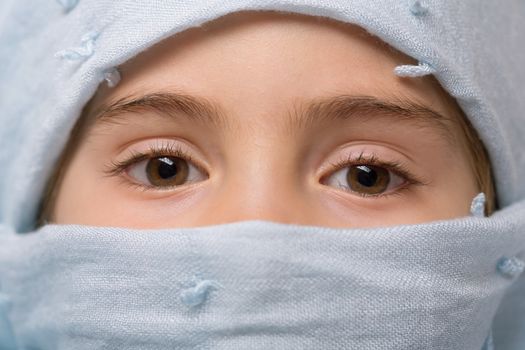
[126,156,207,189]
[103,143,209,190]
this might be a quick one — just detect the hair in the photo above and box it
[36,97,98,227]
[458,110,497,214]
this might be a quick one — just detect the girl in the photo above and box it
[39,11,494,228]
[0,1,524,349]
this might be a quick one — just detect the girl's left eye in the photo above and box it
[126,156,207,188]
[323,164,406,196]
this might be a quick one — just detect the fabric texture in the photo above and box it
[0,203,524,349]
[0,0,524,349]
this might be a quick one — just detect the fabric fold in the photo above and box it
[0,200,524,349]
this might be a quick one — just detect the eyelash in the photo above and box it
[103,145,426,196]
[325,151,427,199]
[102,143,207,192]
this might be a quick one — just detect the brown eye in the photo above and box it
[323,163,406,196]
[346,165,389,194]
[126,155,206,189]
[145,157,188,187]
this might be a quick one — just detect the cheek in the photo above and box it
[316,187,471,227]
[52,147,121,225]
[431,164,479,216]
[51,153,100,225]
[406,156,479,220]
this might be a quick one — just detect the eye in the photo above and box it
[323,164,406,196]
[127,156,206,188]
[103,143,208,190]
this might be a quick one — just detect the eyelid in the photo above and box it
[318,145,424,181]
[110,136,212,167]
[113,139,207,169]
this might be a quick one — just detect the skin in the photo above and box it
[50,11,479,228]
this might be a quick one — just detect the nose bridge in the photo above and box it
[213,141,308,224]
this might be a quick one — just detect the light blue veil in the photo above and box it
[0,1,524,349]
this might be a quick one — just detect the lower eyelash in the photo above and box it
[334,180,413,199]
[111,172,166,193]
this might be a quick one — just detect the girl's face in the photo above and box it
[50,11,478,228]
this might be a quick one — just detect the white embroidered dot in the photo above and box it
[497,256,525,278]
[180,279,221,307]
[56,0,79,12]
[103,68,121,88]
[470,193,486,217]
[410,1,428,16]
[394,62,436,77]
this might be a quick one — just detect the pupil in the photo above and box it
[356,165,377,187]
[157,157,178,179]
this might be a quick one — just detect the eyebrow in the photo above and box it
[90,91,455,141]
[91,91,230,130]
[287,94,454,137]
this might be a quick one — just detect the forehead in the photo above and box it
[85,11,462,141]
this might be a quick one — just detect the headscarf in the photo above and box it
[0,1,524,348]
